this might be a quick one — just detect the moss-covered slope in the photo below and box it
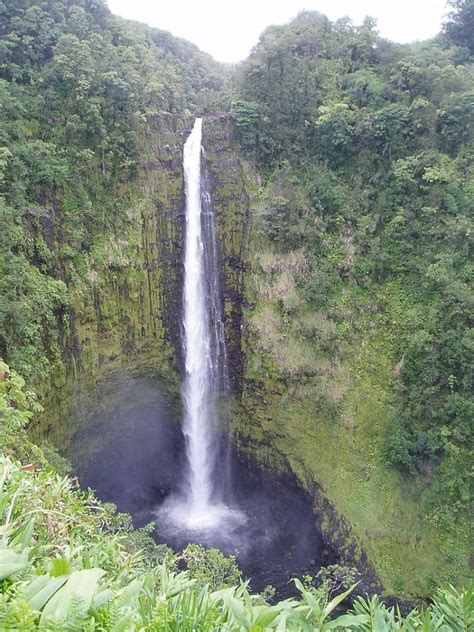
[234,233,471,597]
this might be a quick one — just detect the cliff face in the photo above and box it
[33,115,252,442]
[38,111,443,607]
[67,115,188,381]
[202,116,252,396]
[36,113,462,601]
[33,115,382,594]
[231,222,471,598]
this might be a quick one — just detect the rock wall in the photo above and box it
[33,113,383,598]
[33,114,252,442]
[203,116,252,395]
[70,115,188,380]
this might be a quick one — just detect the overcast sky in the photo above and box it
[107,0,448,63]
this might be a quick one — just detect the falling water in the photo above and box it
[181,117,223,518]
[158,118,243,531]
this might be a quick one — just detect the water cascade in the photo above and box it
[158,118,242,531]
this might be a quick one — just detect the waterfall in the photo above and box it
[181,117,225,517]
[157,118,243,532]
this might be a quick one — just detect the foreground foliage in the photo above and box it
[0,454,472,630]
[1,364,473,630]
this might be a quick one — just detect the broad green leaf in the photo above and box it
[293,578,305,594]
[50,557,70,577]
[276,611,290,632]
[323,613,370,629]
[283,610,314,632]
[323,582,358,618]
[40,568,105,623]
[224,594,248,627]
[211,586,236,602]
[375,605,389,630]
[24,574,68,611]
[0,547,29,580]
[302,589,323,617]
[92,588,114,609]
[117,579,142,606]
[10,517,35,549]
[254,604,283,627]
[23,575,49,601]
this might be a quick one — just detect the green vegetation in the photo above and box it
[443,0,474,53]
[1,364,473,629]
[230,7,473,595]
[0,0,473,619]
[0,0,224,381]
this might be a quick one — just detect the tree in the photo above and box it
[443,0,474,53]
[230,100,260,152]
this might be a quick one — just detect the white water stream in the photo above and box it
[182,117,218,520]
[157,118,244,531]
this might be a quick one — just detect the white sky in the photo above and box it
[107,0,448,63]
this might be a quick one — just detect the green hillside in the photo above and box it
[230,9,473,595]
[0,0,472,627]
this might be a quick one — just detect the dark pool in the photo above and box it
[64,372,338,597]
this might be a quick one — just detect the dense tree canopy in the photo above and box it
[231,10,473,515]
[443,0,474,53]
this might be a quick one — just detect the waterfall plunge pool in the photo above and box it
[61,371,339,598]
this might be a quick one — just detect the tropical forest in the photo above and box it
[0,0,472,629]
